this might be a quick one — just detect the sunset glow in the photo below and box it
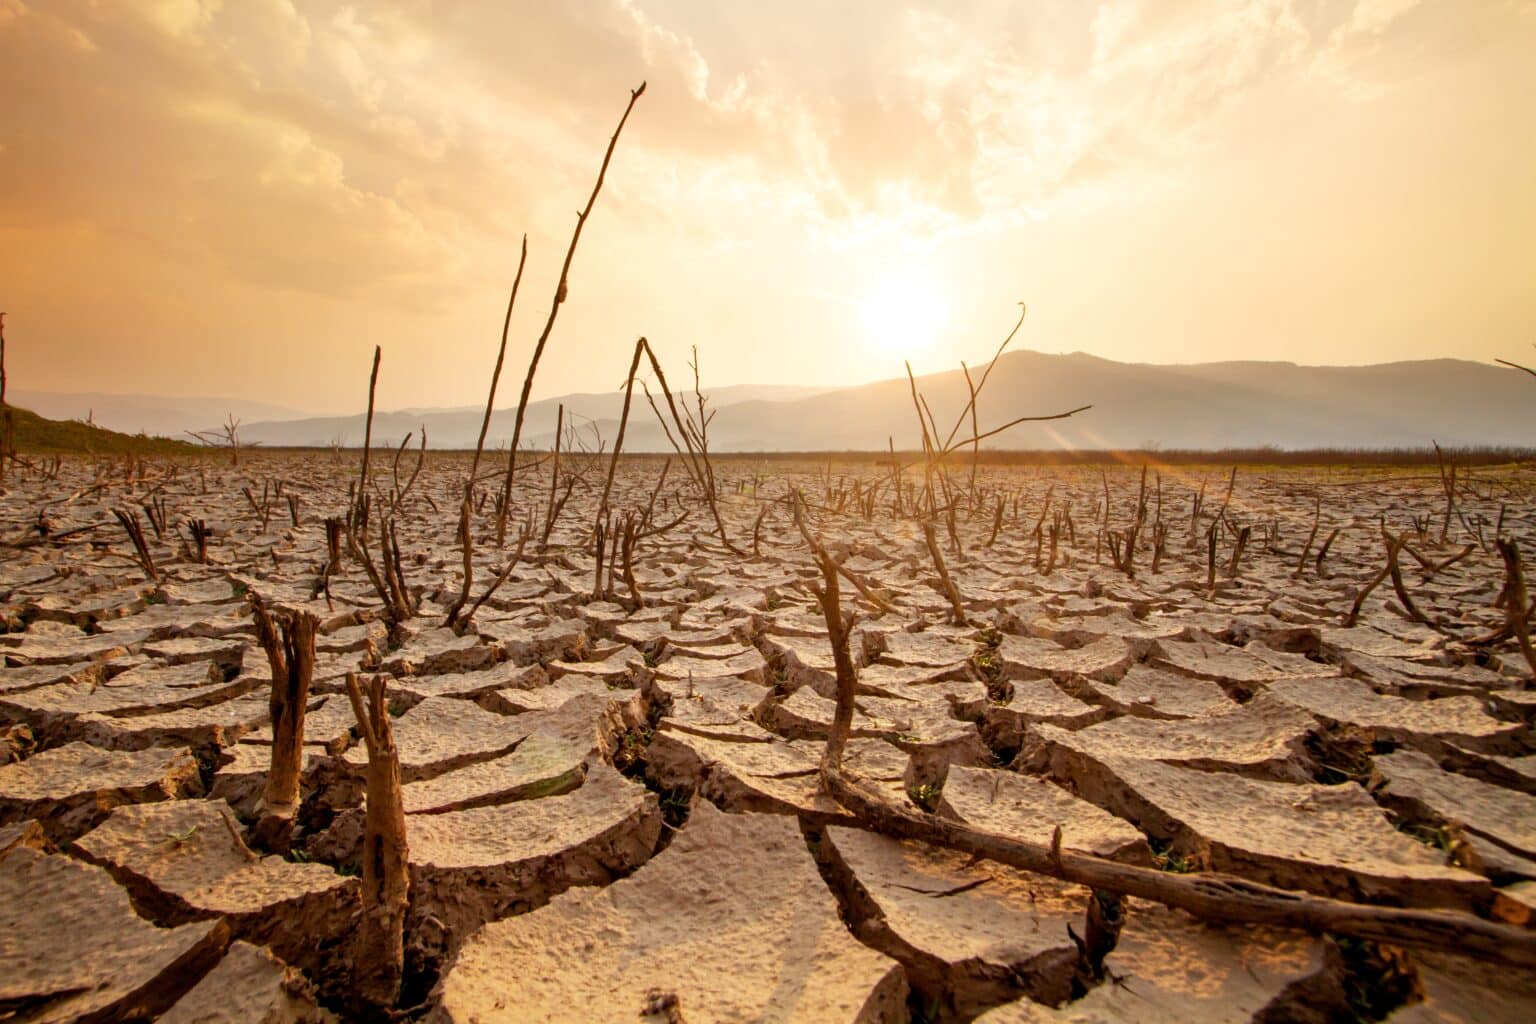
[0,2,1531,413]
[857,267,949,359]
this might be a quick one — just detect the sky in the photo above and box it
[1,0,1532,415]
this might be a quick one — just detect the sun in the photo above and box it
[857,267,948,359]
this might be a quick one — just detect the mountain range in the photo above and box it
[18,353,1534,451]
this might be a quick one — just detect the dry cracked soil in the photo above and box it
[2,451,1535,1022]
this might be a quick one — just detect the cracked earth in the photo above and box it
[3,452,1535,1022]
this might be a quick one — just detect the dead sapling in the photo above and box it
[625,338,733,551]
[459,524,532,626]
[1380,528,1449,634]
[1497,538,1536,685]
[1345,539,1397,629]
[380,429,426,516]
[1205,521,1220,593]
[250,601,318,852]
[909,304,1090,512]
[921,519,968,625]
[0,311,12,481]
[312,516,344,607]
[1433,442,1464,545]
[1315,525,1342,579]
[498,83,647,545]
[1226,524,1252,579]
[445,240,529,626]
[112,507,158,582]
[142,496,169,539]
[355,345,382,526]
[185,413,250,466]
[183,518,211,564]
[354,499,416,636]
[1150,518,1168,575]
[790,491,899,615]
[1294,494,1322,579]
[343,671,410,1018]
[242,481,272,532]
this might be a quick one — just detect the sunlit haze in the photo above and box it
[1,1,1532,414]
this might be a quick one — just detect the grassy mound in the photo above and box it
[3,405,198,455]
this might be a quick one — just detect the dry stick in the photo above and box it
[391,429,427,511]
[640,382,700,489]
[1294,494,1321,578]
[343,671,409,1015]
[619,513,642,605]
[1497,539,1536,685]
[807,548,859,767]
[354,502,409,628]
[791,493,899,615]
[1217,466,1238,522]
[470,236,529,488]
[636,344,738,551]
[498,82,646,544]
[541,404,566,543]
[680,345,732,528]
[592,512,609,599]
[905,361,938,510]
[1433,441,1457,544]
[640,457,670,532]
[112,508,158,582]
[1205,522,1218,592]
[251,602,317,851]
[384,517,412,619]
[804,549,1536,971]
[0,311,10,482]
[921,520,967,625]
[356,346,381,521]
[987,496,1004,547]
[1495,358,1536,379]
[1226,525,1252,579]
[943,406,1092,453]
[1423,543,1476,578]
[445,237,530,629]
[1379,530,1439,630]
[752,505,769,556]
[185,518,210,564]
[1316,526,1342,578]
[462,527,531,623]
[1345,560,1393,628]
[445,495,473,631]
[598,337,648,518]
[961,361,980,505]
[389,432,413,497]
[939,303,1027,453]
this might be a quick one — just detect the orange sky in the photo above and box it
[1,0,1533,414]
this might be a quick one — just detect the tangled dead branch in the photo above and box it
[805,540,1536,971]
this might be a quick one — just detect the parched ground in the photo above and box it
[3,450,1536,1022]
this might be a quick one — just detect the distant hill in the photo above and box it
[9,391,316,440]
[659,353,1536,452]
[226,383,835,449]
[5,406,198,455]
[228,352,1536,452]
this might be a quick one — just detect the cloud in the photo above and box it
[0,0,1529,409]
[3,0,1495,287]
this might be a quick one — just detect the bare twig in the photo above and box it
[498,82,646,544]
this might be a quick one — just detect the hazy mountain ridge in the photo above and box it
[46,353,1534,451]
[8,392,317,440]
